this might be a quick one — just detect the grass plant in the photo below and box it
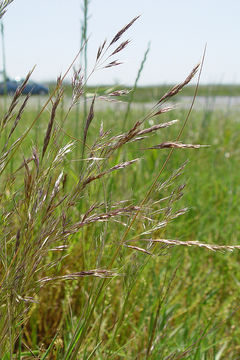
[0,2,240,359]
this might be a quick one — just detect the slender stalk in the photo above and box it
[1,20,7,133]
[145,266,179,359]
[122,42,150,131]
[80,0,89,163]
[1,20,7,91]
[83,0,88,119]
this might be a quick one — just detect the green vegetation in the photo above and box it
[1,86,240,359]
[50,83,240,103]
[1,4,240,359]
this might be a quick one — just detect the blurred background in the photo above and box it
[1,0,240,85]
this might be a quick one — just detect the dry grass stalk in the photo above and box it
[0,0,14,18]
[157,161,188,192]
[152,106,175,116]
[128,238,240,252]
[108,89,130,96]
[96,39,107,60]
[157,63,200,104]
[68,205,141,232]
[71,67,84,104]
[110,39,130,56]
[42,89,63,159]
[1,69,34,130]
[39,269,119,283]
[109,16,140,45]
[137,120,178,136]
[105,60,123,68]
[125,244,153,256]
[92,16,139,73]
[82,159,139,187]
[83,94,96,150]
[2,93,31,152]
[144,142,209,150]
[88,66,201,160]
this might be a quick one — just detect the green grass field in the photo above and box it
[1,85,240,359]
[54,83,240,103]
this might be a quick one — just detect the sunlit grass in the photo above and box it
[1,94,240,358]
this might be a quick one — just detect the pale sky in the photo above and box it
[1,0,240,85]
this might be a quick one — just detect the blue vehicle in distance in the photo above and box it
[0,76,49,95]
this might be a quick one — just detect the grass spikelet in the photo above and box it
[82,158,139,187]
[2,93,31,152]
[104,60,123,68]
[96,39,107,60]
[125,244,153,256]
[0,0,14,18]
[83,95,96,152]
[109,15,140,45]
[137,120,178,136]
[157,63,200,104]
[65,205,140,235]
[108,89,131,96]
[144,142,209,150]
[39,269,119,283]
[1,69,34,130]
[152,106,175,116]
[71,67,84,104]
[131,239,240,252]
[110,39,130,56]
[42,89,63,159]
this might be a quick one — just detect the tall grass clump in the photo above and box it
[0,3,240,359]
